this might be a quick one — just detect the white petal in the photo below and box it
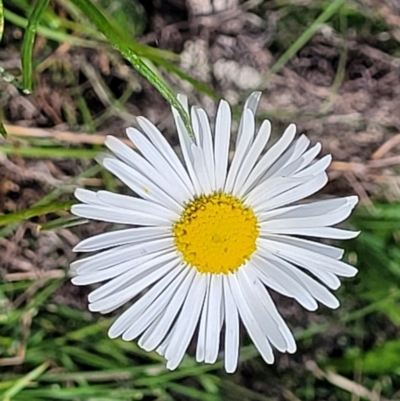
[233,119,271,196]
[126,127,193,202]
[225,108,254,193]
[259,238,358,277]
[135,117,194,193]
[102,158,182,212]
[228,273,275,364]
[252,254,318,311]
[72,237,174,274]
[237,268,288,352]
[72,249,169,285]
[195,108,216,190]
[108,263,185,338]
[262,135,310,180]
[237,92,261,147]
[261,234,344,259]
[294,155,331,178]
[121,265,187,341]
[222,276,240,373]
[96,191,179,220]
[133,267,196,351]
[239,123,296,196]
[89,253,178,312]
[255,173,328,212]
[214,100,231,190]
[172,105,203,196]
[73,226,169,252]
[263,227,360,239]
[71,204,171,226]
[75,188,104,205]
[196,274,211,363]
[288,267,340,309]
[259,196,358,221]
[293,142,322,173]
[245,265,296,353]
[245,176,310,210]
[204,274,223,364]
[165,273,207,370]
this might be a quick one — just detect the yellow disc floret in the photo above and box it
[173,193,259,274]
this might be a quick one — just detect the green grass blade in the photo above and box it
[265,0,344,81]
[0,0,3,41]
[0,146,100,159]
[21,0,50,92]
[0,201,73,226]
[1,362,49,400]
[1,1,7,137]
[68,0,194,138]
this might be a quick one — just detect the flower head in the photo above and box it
[71,92,359,372]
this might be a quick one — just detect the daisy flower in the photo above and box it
[70,92,359,373]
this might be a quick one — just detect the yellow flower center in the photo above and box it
[173,193,259,274]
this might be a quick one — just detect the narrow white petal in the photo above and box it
[288,268,340,309]
[204,274,223,364]
[71,238,173,274]
[89,253,178,312]
[172,106,203,195]
[245,265,296,353]
[122,264,187,341]
[237,268,288,352]
[223,276,240,373]
[245,176,310,210]
[228,273,274,364]
[75,188,104,205]
[261,234,344,259]
[192,145,212,194]
[255,173,329,212]
[126,127,193,201]
[262,135,310,180]
[71,204,170,226]
[294,155,332,178]
[259,196,358,221]
[132,267,196,351]
[259,238,358,277]
[252,254,318,311]
[262,226,360,239]
[108,263,185,338]
[236,91,261,146]
[72,249,168,285]
[214,100,231,190]
[165,273,207,370]
[135,117,194,193]
[73,226,169,252]
[196,108,216,190]
[293,143,322,173]
[102,158,182,212]
[233,120,271,196]
[225,108,254,193]
[96,191,179,220]
[196,274,211,363]
[239,123,296,196]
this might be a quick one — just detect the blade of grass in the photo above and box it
[264,0,345,82]
[0,145,100,159]
[21,0,50,92]
[0,201,73,226]
[1,362,49,401]
[68,0,194,138]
